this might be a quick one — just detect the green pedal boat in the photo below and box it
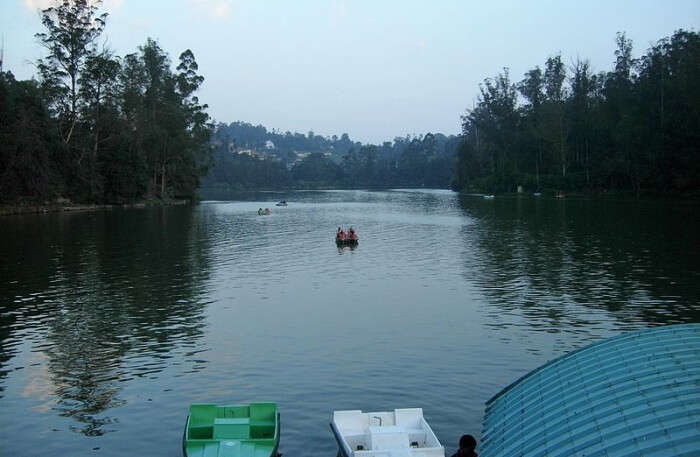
[183,402,280,457]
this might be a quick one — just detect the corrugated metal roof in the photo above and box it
[480,324,700,457]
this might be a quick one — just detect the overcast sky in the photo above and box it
[1,0,698,143]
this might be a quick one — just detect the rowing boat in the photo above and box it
[183,403,279,457]
[330,408,444,457]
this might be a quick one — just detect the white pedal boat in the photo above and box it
[330,408,445,457]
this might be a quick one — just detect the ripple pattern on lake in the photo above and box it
[0,190,698,456]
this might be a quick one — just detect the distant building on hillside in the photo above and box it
[265,140,275,150]
[236,149,265,160]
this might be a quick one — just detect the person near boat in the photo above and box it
[450,434,478,457]
[336,226,359,245]
[258,208,264,215]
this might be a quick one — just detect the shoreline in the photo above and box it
[0,199,190,217]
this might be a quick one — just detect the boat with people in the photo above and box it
[275,201,287,207]
[330,408,445,457]
[258,208,272,216]
[336,226,359,246]
[182,402,280,457]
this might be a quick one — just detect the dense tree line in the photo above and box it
[0,0,211,204]
[452,30,700,195]
[203,123,459,190]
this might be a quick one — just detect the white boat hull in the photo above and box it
[331,408,445,457]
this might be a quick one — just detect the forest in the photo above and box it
[0,0,211,204]
[1,1,697,204]
[452,30,699,195]
[202,122,459,190]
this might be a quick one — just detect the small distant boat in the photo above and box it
[336,236,359,246]
[275,201,287,207]
[534,192,542,197]
[330,408,445,457]
[555,192,565,199]
[183,402,279,457]
[258,208,272,216]
[483,194,495,199]
[336,228,358,246]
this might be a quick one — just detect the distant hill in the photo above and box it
[202,122,461,192]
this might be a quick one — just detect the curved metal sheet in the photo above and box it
[480,324,700,457]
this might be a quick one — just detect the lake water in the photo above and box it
[1,189,699,456]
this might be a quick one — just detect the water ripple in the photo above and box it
[0,191,698,456]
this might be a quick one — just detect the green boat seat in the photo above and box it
[215,418,250,425]
[214,423,250,439]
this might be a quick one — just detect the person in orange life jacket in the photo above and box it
[451,434,477,457]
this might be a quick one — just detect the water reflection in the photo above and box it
[0,207,211,436]
[1,191,698,456]
[458,195,700,337]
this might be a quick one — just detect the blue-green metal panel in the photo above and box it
[480,324,700,457]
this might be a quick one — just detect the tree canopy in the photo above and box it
[452,30,700,195]
[1,0,212,204]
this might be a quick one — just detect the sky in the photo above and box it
[1,0,698,144]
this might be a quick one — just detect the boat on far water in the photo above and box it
[336,227,359,246]
[483,194,495,199]
[330,408,445,457]
[275,201,288,207]
[183,403,279,457]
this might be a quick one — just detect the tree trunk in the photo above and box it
[560,118,566,177]
[93,84,101,161]
[72,76,76,119]
[161,164,166,197]
[585,137,590,185]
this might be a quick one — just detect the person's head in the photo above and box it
[459,435,477,453]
